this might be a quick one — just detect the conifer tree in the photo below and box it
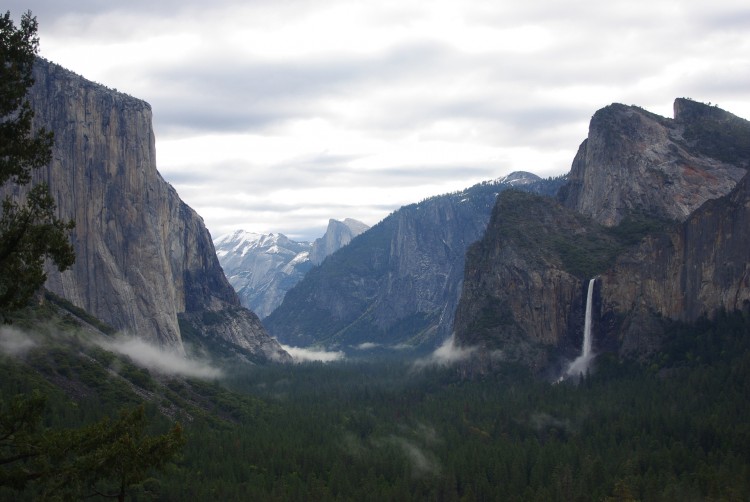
[0,10,74,314]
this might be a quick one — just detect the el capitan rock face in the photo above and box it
[20,59,288,361]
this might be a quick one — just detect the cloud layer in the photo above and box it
[413,335,477,369]
[8,0,750,240]
[0,326,37,357]
[278,343,345,363]
[97,336,223,379]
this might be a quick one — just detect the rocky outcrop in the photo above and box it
[452,190,620,369]
[214,219,369,319]
[310,218,369,265]
[566,100,750,357]
[456,100,750,370]
[559,99,746,226]
[601,172,750,355]
[19,59,288,361]
[178,307,291,362]
[215,231,313,318]
[264,174,565,350]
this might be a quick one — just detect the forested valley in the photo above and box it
[2,301,749,501]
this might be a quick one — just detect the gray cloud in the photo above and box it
[5,0,237,22]
[146,41,467,136]
[7,0,750,241]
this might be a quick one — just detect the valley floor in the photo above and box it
[2,304,749,501]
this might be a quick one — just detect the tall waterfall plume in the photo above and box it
[566,277,597,377]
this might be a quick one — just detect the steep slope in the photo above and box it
[310,218,370,265]
[601,171,750,355]
[455,99,750,370]
[214,218,369,318]
[214,231,313,318]
[559,99,746,226]
[452,190,629,369]
[264,173,565,350]
[18,59,289,362]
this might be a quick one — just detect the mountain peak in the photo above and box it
[498,171,542,186]
[559,99,747,226]
[214,218,370,317]
[673,97,729,123]
[310,218,370,265]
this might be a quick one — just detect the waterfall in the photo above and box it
[566,277,596,377]
[581,277,595,358]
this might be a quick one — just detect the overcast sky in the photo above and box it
[7,1,750,241]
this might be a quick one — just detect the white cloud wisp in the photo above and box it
[97,336,223,379]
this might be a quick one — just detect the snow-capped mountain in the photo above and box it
[214,231,313,319]
[214,219,369,318]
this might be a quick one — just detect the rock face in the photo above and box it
[310,218,370,265]
[452,190,621,369]
[215,231,313,319]
[559,99,746,226]
[21,59,289,362]
[214,219,369,319]
[601,172,750,356]
[456,99,750,370]
[264,173,565,350]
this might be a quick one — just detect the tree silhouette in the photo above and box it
[0,10,74,314]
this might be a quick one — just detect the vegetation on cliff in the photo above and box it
[676,97,750,167]
[486,190,671,280]
[0,300,186,501]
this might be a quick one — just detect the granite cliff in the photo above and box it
[455,99,750,371]
[309,218,370,265]
[601,171,750,356]
[452,191,618,369]
[20,59,289,362]
[264,173,565,351]
[559,99,746,226]
[214,219,369,319]
[215,231,313,319]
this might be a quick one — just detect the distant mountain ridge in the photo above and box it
[214,219,369,318]
[264,172,566,351]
